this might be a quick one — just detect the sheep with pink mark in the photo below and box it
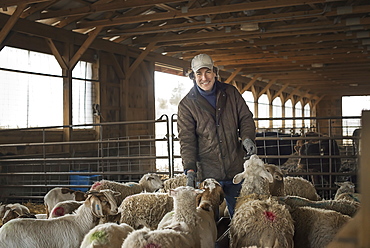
[229,154,295,248]
[49,200,84,218]
[0,189,120,248]
[122,186,218,248]
[44,187,87,218]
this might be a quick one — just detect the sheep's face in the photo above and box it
[87,189,120,218]
[141,173,164,192]
[233,155,273,184]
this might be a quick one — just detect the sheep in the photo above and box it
[289,206,351,248]
[49,200,84,218]
[0,189,120,248]
[197,178,225,221]
[80,222,134,248]
[44,187,87,218]
[277,195,360,217]
[1,203,30,224]
[264,163,285,196]
[122,186,217,248]
[119,178,224,230]
[229,154,295,248]
[334,181,360,202]
[284,176,321,201]
[160,173,187,192]
[119,192,174,230]
[90,173,164,205]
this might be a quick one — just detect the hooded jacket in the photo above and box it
[177,80,256,181]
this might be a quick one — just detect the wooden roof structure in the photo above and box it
[1,0,370,100]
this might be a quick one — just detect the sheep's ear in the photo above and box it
[233,173,244,184]
[195,189,204,195]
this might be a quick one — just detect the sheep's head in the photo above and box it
[86,189,120,218]
[264,164,285,197]
[140,173,164,192]
[335,181,355,193]
[198,178,225,209]
[233,154,273,184]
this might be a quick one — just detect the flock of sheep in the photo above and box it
[0,154,361,248]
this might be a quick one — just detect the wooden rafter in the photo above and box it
[225,68,242,84]
[0,3,27,45]
[126,42,157,79]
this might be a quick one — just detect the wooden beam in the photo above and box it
[108,52,125,79]
[126,42,156,79]
[0,3,27,45]
[240,74,261,93]
[1,0,47,8]
[40,0,185,19]
[273,83,290,99]
[225,68,242,84]
[76,0,340,28]
[69,26,103,68]
[45,38,68,69]
[258,79,276,98]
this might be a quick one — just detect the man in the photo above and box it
[177,53,256,218]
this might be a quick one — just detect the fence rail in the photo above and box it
[0,115,361,202]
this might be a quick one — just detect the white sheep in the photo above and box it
[230,154,295,248]
[119,192,173,230]
[122,186,217,248]
[160,173,187,192]
[0,189,120,248]
[334,181,360,202]
[289,206,351,248]
[90,173,164,205]
[284,176,321,201]
[80,222,134,248]
[49,200,84,218]
[277,195,360,217]
[44,187,87,218]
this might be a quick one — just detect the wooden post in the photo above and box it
[359,110,370,247]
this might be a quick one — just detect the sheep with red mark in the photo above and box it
[49,200,84,218]
[0,189,120,248]
[44,187,87,218]
[230,154,294,248]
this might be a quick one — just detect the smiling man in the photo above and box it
[177,53,257,218]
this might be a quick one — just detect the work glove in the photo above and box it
[186,171,197,188]
[243,138,257,156]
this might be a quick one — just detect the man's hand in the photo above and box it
[243,138,257,156]
[186,170,197,188]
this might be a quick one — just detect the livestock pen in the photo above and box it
[0,115,361,203]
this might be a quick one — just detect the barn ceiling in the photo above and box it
[1,0,370,99]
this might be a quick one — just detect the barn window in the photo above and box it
[0,46,93,129]
[295,101,303,128]
[285,100,293,129]
[257,94,269,129]
[272,97,282,129]
[242,90,255,116]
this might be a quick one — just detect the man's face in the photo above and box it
[195,67,216,92]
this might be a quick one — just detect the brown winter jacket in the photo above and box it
[177,80,256,181]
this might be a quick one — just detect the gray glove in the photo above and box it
[186,171,197,188]
[243,138,257,156]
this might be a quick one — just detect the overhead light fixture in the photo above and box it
[240,23,259,31]
[311,63,324,68]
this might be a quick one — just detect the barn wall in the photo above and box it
[316,95,343,136]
